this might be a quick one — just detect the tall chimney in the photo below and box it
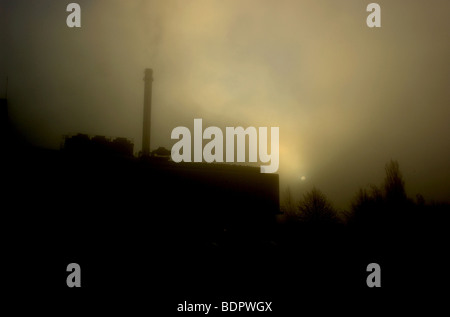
[142,68,153,156]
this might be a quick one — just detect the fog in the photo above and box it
[1,0,449,208]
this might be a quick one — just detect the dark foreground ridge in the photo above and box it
[3,98,450,312]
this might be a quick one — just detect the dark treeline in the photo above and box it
[276,159,450,303]
[281,160,450,230]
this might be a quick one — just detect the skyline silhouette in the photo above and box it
[3,88,450,307]
[2,0,450,312]
[2,1,449,209]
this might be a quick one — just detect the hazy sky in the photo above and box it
[1,0,449,208]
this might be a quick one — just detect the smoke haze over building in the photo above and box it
[1,0,449,208]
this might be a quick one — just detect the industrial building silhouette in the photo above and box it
[4,70,449,311]
[55,68,280,241]
[2,70,281,299]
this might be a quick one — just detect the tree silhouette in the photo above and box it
[350,184,384,227]
[151,146,171,157]
[383,160,407,204]
[349,160,410,228]
[297,187,339,225]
